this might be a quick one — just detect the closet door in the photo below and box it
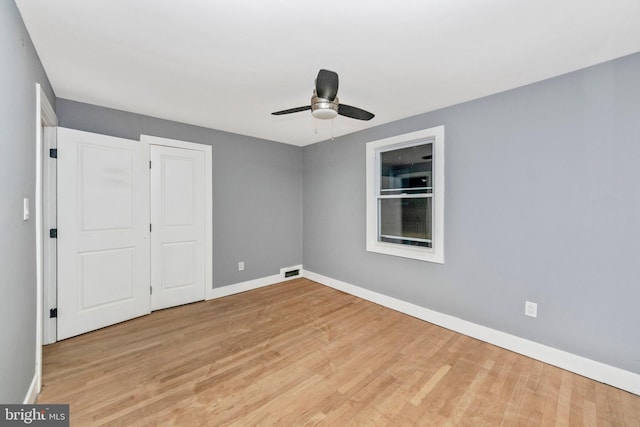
[150,145,206,310]
[57,128,150,340]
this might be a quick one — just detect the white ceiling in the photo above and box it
[15,0,640,146]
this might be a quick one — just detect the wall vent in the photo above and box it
[280,265,303,280]
[284,269,300,278]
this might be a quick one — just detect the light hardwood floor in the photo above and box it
[38,278,640,426]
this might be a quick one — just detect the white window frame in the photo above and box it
[366,125,444,263]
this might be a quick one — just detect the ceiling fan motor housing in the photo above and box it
[311,95,339,119]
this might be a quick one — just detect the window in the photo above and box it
[366,126,444,263]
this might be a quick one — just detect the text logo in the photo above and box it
[1,405,69,426]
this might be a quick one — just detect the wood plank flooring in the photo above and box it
[38,278,640,426]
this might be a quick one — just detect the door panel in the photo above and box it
[162,242,195,289]
[80,248,135,308]
[57,127,150,340]
[80,145,135,230]
[150,145,206,310]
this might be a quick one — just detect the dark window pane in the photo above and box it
[379,197,432,247]
[380,143,432,195]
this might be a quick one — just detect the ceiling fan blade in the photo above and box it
[316,69,339,101]
[271,105,312,115]
[338,104,375,121]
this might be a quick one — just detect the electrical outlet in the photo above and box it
[238,261,245,271]
[525,301,538,318]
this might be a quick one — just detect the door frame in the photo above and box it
[34,83,57,401]
[41,98,57,346]
[141,134,213,300]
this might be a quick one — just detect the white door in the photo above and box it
[57,128,150,340]
[150,145,206,310]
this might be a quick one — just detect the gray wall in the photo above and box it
[0,1,55,402]
[303,52,640,374]
[56,99,303,288]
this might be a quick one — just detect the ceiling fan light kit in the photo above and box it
[272,69,374,121]
[311,93,339,119]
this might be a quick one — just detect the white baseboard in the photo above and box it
[303,269,640,396]
[23,373,39,404]
[207,266,303,300]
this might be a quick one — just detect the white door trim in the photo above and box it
[42,107,57,346]
[140,135,213,300]
[34,83,57,399]
[41,101,58,345]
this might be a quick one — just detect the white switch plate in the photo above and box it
[238,261,245,271]
[525,301,538,318]
[23,198,29,221]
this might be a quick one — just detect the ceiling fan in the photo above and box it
[272,69,375,121]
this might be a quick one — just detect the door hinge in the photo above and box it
[49,228,57,238]
[149,160,152,169]
[150,224,152,232]
[49,148,57,158]
[49,308,57,318]
[150,286,153,295]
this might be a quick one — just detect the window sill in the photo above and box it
[366,240,444,263]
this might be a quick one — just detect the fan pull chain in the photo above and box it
[331,119,335,141]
